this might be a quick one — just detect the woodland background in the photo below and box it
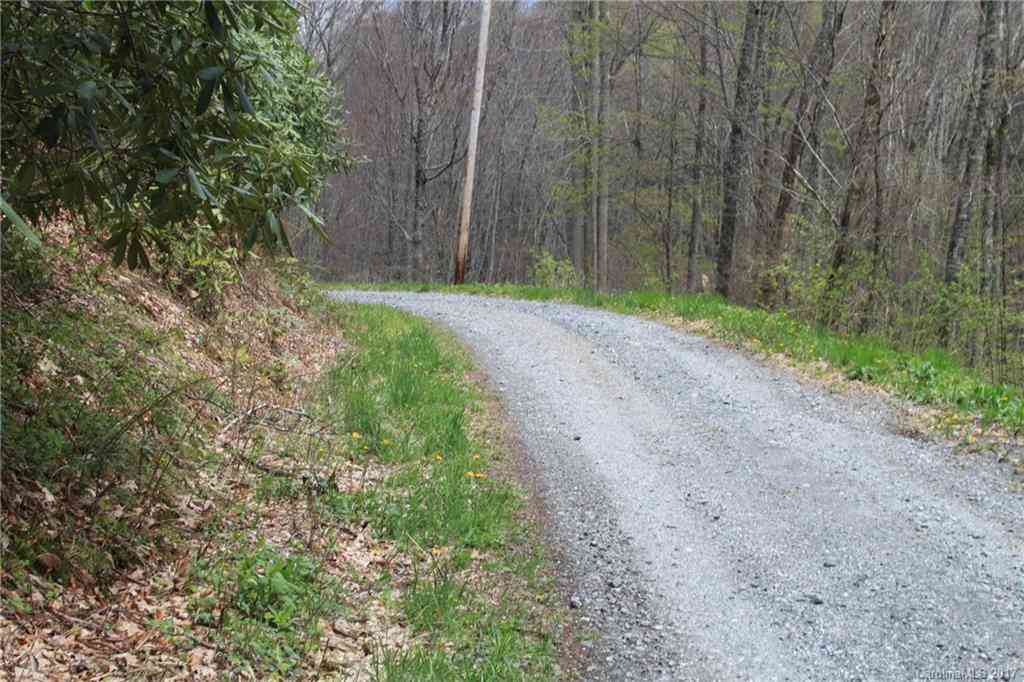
[296,0,1024,385]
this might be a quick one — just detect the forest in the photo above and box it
[299,0,1024,385]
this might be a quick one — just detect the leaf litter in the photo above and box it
[0,223,421,680]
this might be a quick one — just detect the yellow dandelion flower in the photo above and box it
[351,432,362,440]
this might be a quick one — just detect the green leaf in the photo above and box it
[204,1,225,39]
[199,66,225,81]
[296,202,323,226]
[187,168,207,200]
[157,148,182,162]
[196,77,218,115]
[265,209,282,241]
[220,79,234,114]
[270,572,292,596]
[235,78,255,115]
[76,81,98,101]
[0,196,42,248]
[155,168,179,184]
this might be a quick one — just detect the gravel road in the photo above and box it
[330,290,1024,682]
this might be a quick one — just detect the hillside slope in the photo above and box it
[1,228,559,679]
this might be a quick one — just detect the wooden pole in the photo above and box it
[453,0,492,284]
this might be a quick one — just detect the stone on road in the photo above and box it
[330,290,1023,681]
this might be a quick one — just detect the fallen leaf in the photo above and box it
[37,553,60,572]
[188,646,215,670]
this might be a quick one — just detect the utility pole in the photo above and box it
[453,0,492,284]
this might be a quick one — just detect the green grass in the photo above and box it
[328,282,1024,435]
[319,303,558,680]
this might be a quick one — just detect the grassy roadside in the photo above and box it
[324,303,559,680]
[329,282,1024,439]
[1,226,559,679]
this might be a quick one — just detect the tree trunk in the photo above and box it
[686,23,706,293]
[597,0,609,291]
[568,2,589,277]
[715,1,767,299]
[664,105,677,292]
[944,0,999,287]
[410,112,427,279]
[761,1,845,305]
[826,0,896,306]
[586,0,600,288]
[980,1,1006,298]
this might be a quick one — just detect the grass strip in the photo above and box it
[328,282,1024,436]
[320,302,559,680]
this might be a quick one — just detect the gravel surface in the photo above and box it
[330,290,1024,681]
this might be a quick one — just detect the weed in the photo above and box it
[188,542,342,676]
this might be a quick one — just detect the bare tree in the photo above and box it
[686,13,707,293]
[945,0,999,287]
[761,0,846,304]
[825,0,896,303]
[715,1,770,298]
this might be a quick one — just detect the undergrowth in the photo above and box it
[331,282,1024,436]
[188,541,344,677]
[2,225,558,679]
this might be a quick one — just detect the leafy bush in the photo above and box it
[1,0,352,262]
[156,221,240,318]
[529,249,580,289]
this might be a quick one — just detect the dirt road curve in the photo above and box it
[330,290,1024,682]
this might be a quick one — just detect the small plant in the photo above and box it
[189,542,342,676]
[157,222,240,319]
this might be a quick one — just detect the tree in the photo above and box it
[363,1,473,279]
[715,1,770,298]
[303,0,1024,384]
[944,0,999,287]
[686,15,707,293]
[761,0,846,304]
[1,1,348,264]
[825,0,896,310]
[596,0,610,291]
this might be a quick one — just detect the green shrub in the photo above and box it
[1,0,352,263]
[529,249,580,289]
